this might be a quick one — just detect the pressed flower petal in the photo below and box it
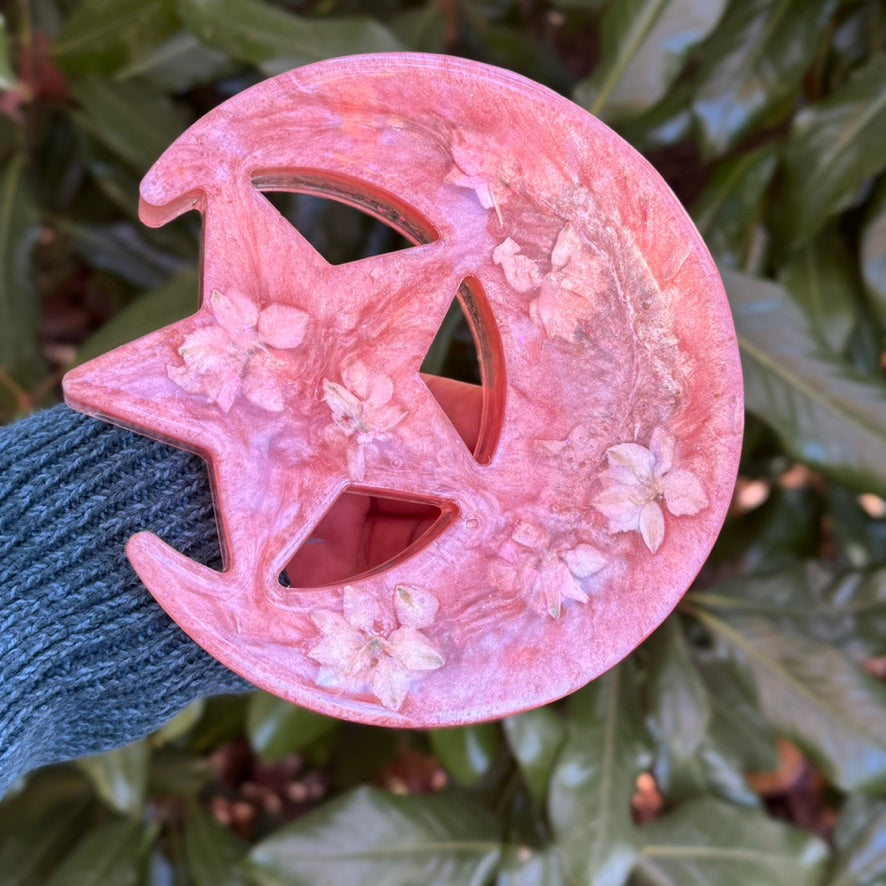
[550,223,583,271]
[606,442,656,479]
[340,359,380,402]
[650,427,674,475]
[343,585,384,633]
[257,303,309,349]
[242,353,285,412]
[394,584,439,629]
[388,627,445,671]
[493,238,541,293]
[639,501,665,552]
[322,379,362,429]
[593,483,643,532]
[211,288,259,336]
[560,573,590,605]
[372,656,411,711]
[663,469,708,516]
[308,612,364,671]
[562,543,606,578]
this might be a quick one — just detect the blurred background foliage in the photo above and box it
[1,0,886,883]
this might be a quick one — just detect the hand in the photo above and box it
[284,376,482,586]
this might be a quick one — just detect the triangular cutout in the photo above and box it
[419,277,505,466]
[280,488,456,589]
[257,190,414,265]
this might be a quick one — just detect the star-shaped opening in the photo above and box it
[280,487,456,588]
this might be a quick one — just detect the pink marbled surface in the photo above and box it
[63,54,743,726]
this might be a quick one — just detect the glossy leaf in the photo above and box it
[724,268,886,494]
[829,796,886,886]
[183,802,248,886]
[691,145,778,269]
[246,691,338,761]
[429,724,501,787]
[645,619,709,760]
[0,153,41,402]
[178,0,404,76]
[693,561,886,659]
[861,180,886,322]
[700,660,779,774]
[70,75,189,173]
[691,606,886,792]
[778,53,886,248]
[548,661,651,886]
[643,620,756,805]
[632,798,828,885]
[502,707,567,806]
[46,817,157,886]
[76,739,150,815]
[52,0,178,74]
[243,785,502,885]
[575,0,726,122]
[692,0,839,156]
[778,228,859,355]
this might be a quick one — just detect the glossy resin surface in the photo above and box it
[63,54,743,726]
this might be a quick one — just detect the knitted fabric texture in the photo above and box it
[0,405,248,797]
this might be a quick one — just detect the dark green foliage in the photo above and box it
[2,0,886,882]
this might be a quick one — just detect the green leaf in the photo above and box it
[75,270,196,364]
[113,30,237,92]
[429,724,501,787]
[692,0,839,156]
[61,219,189,289]
[699,661,778,774]
[632,798,828,885]
[76,739,150,815]
[178,0,404,76]
[246,692,338,761]
[724,268,886,495]
[0,769,93,886]
[861,179,886,322]
[70,75,189,173]
[691,145,778,270]
[497,845,568,885]
[153,698,205,745]
[183,802,248,886]
[548,661,651,886]
[0,153,42,400]
[502,707,567,807]
[574,0,727,122]
[690,605,886,793]
[778,53,886,249]
[46,817,157,886]
[829,795,886,886]
[645,619,710,760]
[778,228,859,355]
[243,785,502,886]
[52,0,178,75]
[0,14,15,90]
[643,620,758,805]
[693,562,886,660]
[390,2,448,53]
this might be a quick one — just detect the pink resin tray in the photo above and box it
[63,54,743,726]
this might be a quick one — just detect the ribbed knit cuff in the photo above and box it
[0,406,248,796]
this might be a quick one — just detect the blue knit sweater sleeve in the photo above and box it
[0,405,249,796]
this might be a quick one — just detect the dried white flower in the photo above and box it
[593,428,707,553]
[308,585,444,711]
